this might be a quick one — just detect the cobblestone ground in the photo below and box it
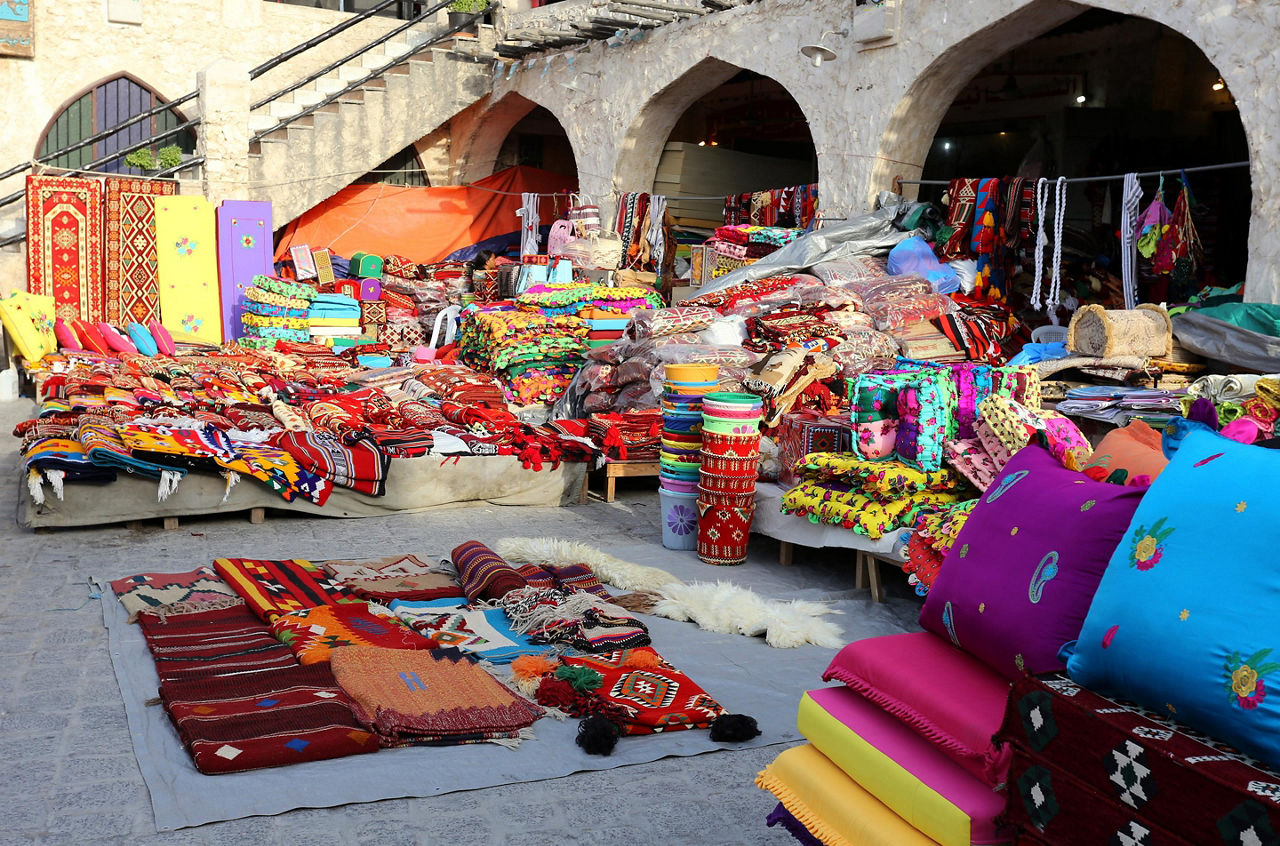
[0,398,922,844]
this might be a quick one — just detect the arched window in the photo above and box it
[36,74,197,174]
[356,145,430,187]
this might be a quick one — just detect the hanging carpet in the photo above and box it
[104,177,176,325]
[25,174,106,321]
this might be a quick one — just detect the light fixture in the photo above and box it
[698,141,706,147]
[1212,77,1226,92]
[799,28,848,69]
[1075,94,1087,104]
[942,141,952,152]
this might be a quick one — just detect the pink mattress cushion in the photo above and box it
[147,320,177,355]
[97,322,138,355]
[802,686,1009,845]
[54,318,83,350]
[822,631,1012,788]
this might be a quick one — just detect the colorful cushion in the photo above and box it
[54,318,82,351]
[920,444,1144,681]
[799,687,1009,846]
[0,291,57,362]
[71,318,112,355]
[97,322,138,354]
[755,744,939,846]
[148,319,176,355]
[895,369,958,472]
[821,632,1012,787]
[127,322,159,356]
[1066,430,1280,770]
[1080,420,1169,485]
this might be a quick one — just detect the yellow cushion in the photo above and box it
[798,690,978,846]
[755,744,938,846]
[0,290,57,363]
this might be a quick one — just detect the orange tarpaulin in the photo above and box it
[274,166,577,265]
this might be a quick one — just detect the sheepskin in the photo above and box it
[650,581,845,649]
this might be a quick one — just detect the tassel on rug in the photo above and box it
[27,468,44,505]
[494,537,682,592]
[46,469,65,501]
[157,470,182,502]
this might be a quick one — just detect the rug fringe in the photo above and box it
[46,469,65,501]
[494,537,682,591]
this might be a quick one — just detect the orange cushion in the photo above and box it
[1080,420,1169,484]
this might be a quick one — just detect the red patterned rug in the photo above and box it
[25,175,105,321]
[104,177,176,324]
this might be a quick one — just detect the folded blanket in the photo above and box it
[451,541,527,601]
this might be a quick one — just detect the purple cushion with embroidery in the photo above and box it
[920,443,1145,681]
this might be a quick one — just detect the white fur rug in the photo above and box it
[494,537,843,648]
[494,536,682,591]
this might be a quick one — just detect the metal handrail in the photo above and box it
[249,0,408,80]
[252,0,451,111]
[0,0,438,197]
[251,4,495,144]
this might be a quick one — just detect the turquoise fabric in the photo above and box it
[1194,302,1280,338]
[1066,430,1280,770]
[128,322,159,357]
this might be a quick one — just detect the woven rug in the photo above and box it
[104,177,176,325]
[212,557,363,623]
[155,195,222,343]
[330,646,544,747]
[999,673,1280,844]
[25,174,105,321]
[100,575,833,831]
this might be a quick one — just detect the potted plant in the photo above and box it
[124,144,184,175]
[447,0,486,34]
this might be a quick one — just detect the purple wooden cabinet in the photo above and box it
[216,200,274,341]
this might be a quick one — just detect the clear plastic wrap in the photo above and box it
[612,381,657,412]
[720,275,827,319]
[868,291,957,333]
[757,435,782,482]
[810,257,889,284]
[626,306,718,340]
[852,273,934,306]
[696,315,748,346]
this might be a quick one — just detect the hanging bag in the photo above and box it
[567,193,601,236]
[588,231,625,270]
[547,219,575,257]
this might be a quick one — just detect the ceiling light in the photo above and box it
[943,141,952,151]
[1076,94,1087,104]
[1212,78,1225,92]
[698,141,706,147]
[799,28,848,69]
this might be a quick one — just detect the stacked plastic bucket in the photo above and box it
[697,392,764,565]
[658,363,720,550]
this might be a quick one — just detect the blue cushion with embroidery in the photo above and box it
[1066,430,1280,769]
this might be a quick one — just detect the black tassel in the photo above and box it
[576,714,621,756]
[709,713,761,742]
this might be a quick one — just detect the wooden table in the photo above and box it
[595,460,661,503]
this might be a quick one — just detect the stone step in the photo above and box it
[268,99,304,120]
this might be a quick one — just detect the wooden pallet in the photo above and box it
[124,508,267,531]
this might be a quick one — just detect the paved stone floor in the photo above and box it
[0,398,923,844]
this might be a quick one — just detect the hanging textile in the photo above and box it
[1120,173,1142,310]
[1156,175,1203,302]
[104,177,177,325]
[971,177,1002,300]
[517,192,541,256]
[646,194,667,271]
[1047,176,1068,325]
[1030,178,1050,312]
[937,178,979,260]
[25,175,106,322]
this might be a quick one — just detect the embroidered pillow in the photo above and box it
[1066,431,1280,770]
[921,444,1144,681]
[895,370,957,472]
[0,291,57,362]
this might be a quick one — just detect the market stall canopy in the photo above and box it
[274,166,577,266]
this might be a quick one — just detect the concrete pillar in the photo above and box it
[197,59,252,202]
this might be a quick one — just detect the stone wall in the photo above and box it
[479,0,1279,302]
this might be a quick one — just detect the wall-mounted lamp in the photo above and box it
[799,29,849,68]
[561,71,602,93]
[1075,94,1087,104]
[1212,77,1226,92]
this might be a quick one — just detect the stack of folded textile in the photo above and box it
[588,410,663,461]
[516,283,662,319]
[704,225,801,264]
[583,309,631,349]
[458,308,589,405]
[781,453,968,540]
[240,275,316,350]
[307,293,362,347]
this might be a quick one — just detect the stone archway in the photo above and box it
[870,0,1083,199]
[612,57,749,195]
[453,92,578,186]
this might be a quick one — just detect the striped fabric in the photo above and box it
[213,558,362,623]
[451,541,527,602]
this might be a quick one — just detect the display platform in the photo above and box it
[21,455,587,529]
